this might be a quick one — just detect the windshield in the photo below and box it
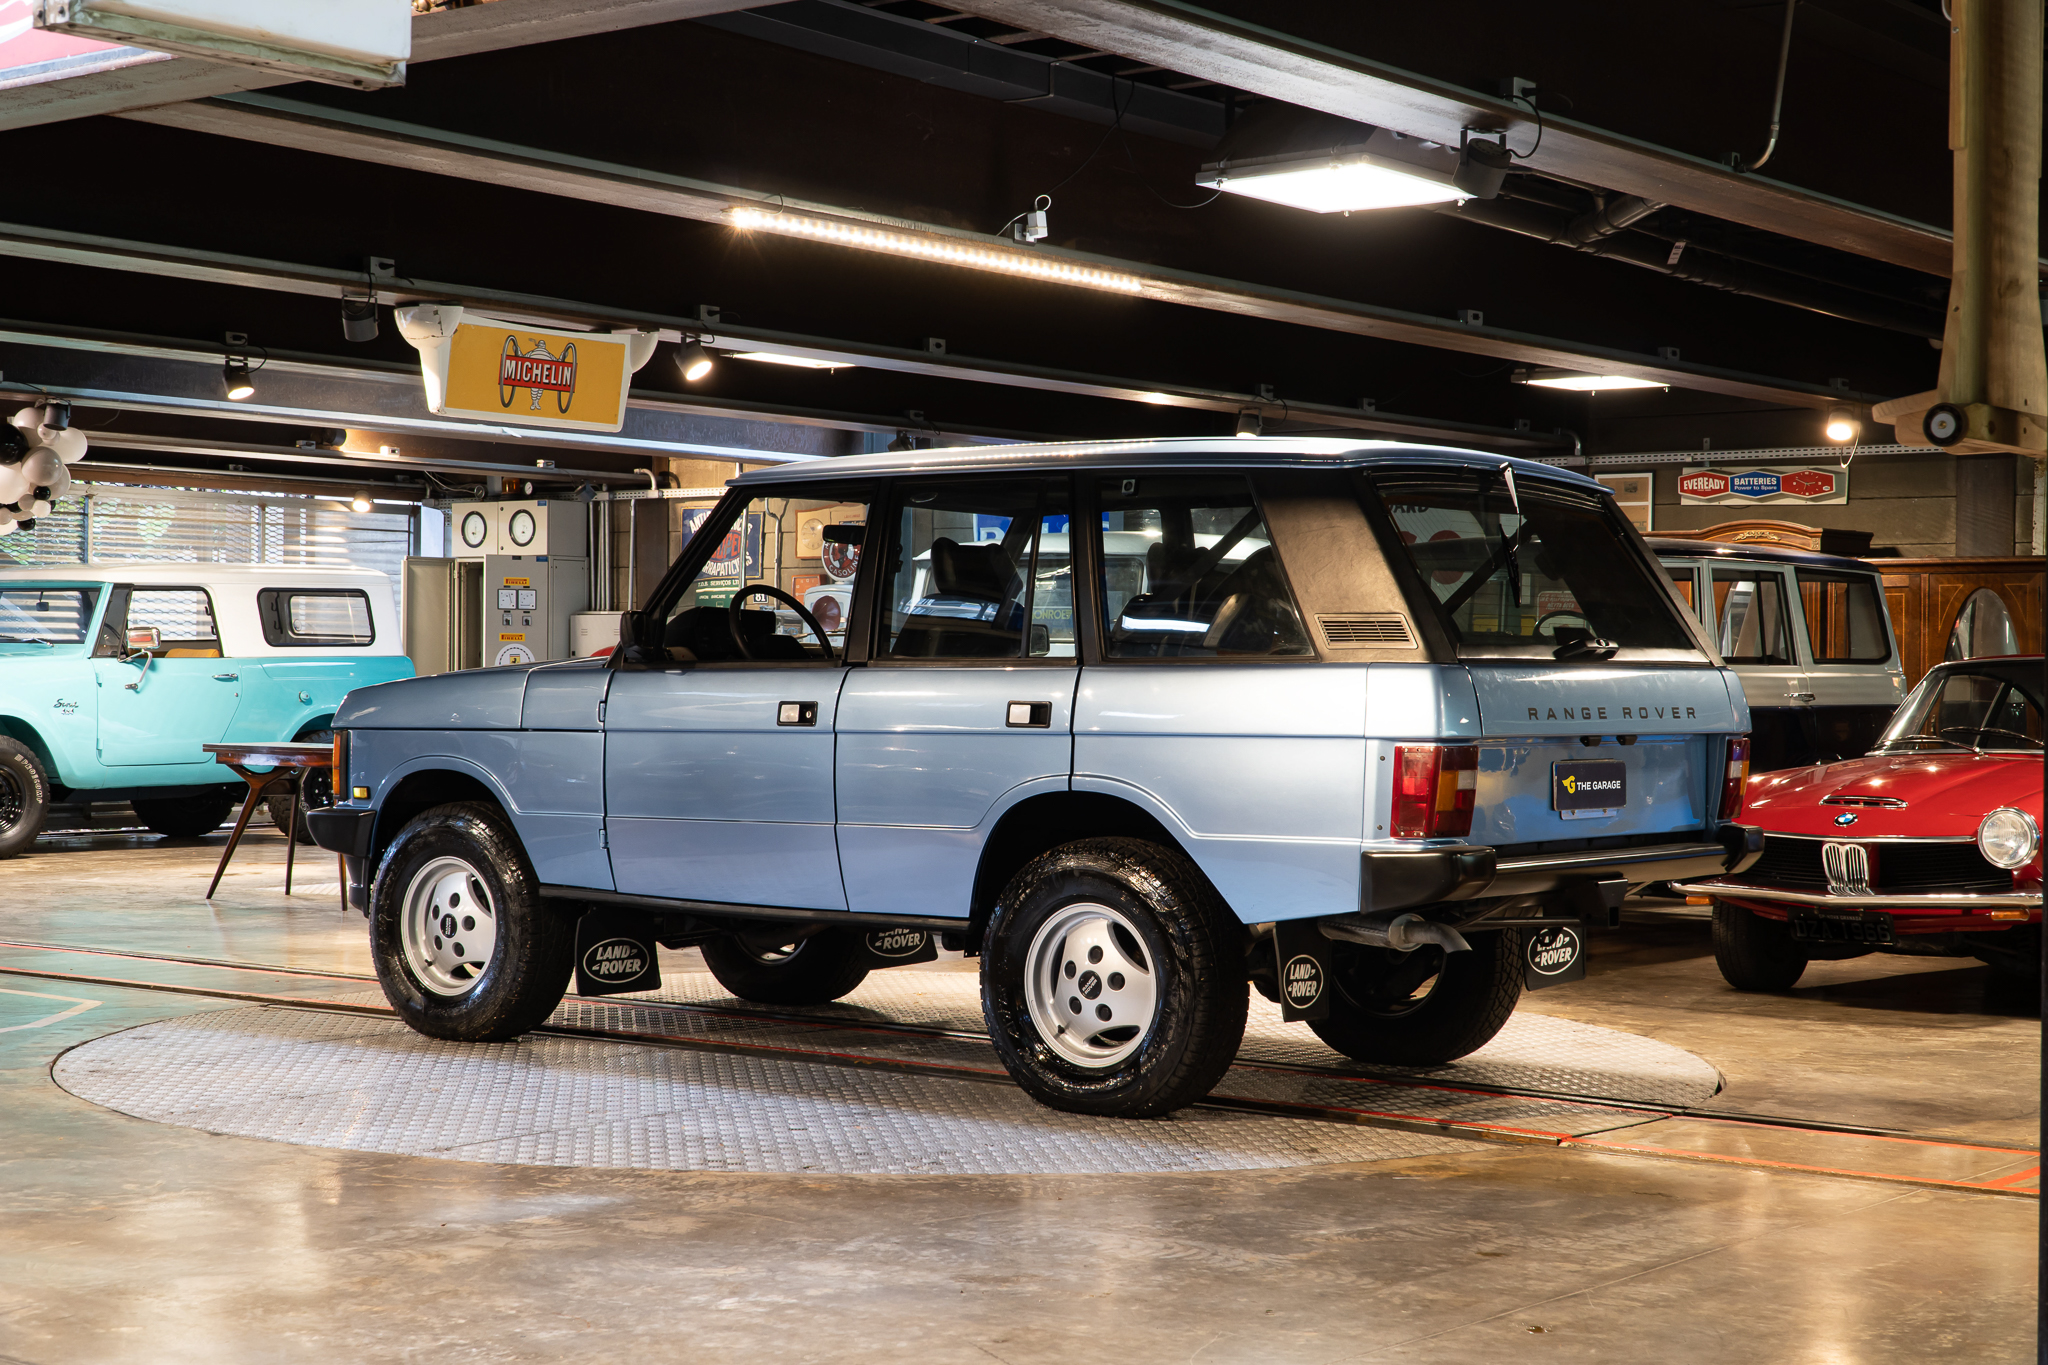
[1875,667,2044,753]
[1371,470,1700,659]
[0,587,97,645]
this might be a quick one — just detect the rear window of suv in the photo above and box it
[1371,469,1700,659]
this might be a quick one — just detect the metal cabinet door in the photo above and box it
[836,667,1077,917]
[605,664,849,909]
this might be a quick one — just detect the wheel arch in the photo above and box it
[969,791,1216,944]
[372,759,517,866]
[292,714,336,740]
[0,716,58,780]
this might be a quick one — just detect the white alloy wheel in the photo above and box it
[400,856,499,997]
[1023,901,1159,1068]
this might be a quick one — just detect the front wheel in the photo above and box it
[0,737,50,858]
[981,837,1247,1118]
[370,802,573,1041]
[700,928,870,1005]
[1308,930,1523,1067]
[1712,901,1810,991]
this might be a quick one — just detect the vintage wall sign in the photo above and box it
[1678,466,1848,505]
[396,304,659,434]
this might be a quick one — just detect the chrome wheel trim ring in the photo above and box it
[1022,901,1159,1069]
[399,856,499,998]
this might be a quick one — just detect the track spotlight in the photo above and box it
[349,490,374,513]
[223,358,255,401]
[677,341,715,383]
[1823,405,1861,443]
[1234,410,1263,438]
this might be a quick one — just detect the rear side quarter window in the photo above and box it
[258,588,375,647]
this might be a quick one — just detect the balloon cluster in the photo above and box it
[0,405,87,537]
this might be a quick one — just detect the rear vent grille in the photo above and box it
[1318,613,1416,647]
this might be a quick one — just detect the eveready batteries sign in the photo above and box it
[396,304,659,433]
[1678,466,1847,505]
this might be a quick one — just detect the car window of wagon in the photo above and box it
[0,587,96,646]
[1370,469,1701,661]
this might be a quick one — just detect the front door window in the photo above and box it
[660,492,869,662]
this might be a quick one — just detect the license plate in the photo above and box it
[1788,911,1894,946]
[1552,759,1627,819]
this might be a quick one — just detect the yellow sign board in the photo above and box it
[396,305,658,434]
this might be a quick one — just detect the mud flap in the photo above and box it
[1272,918,1331,1022]
[574,909,663,996]
[854,925,940,969]
[1523,923,1586,990]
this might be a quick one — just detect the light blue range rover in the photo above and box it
[0,564,413,855]
[312,439,1762,1118]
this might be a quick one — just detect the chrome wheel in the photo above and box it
[1023,901,1159,1069]
[399,856,498,997]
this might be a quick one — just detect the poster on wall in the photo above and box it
[1678,466,1848,505]
[1593,472,1654,531]
[797,503,865,560]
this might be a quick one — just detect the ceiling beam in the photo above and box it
[113,93,1886,410]
[0,0,758,132]
[947,0,1959,278]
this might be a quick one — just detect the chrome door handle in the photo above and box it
[1785,691,1816,702]
[213,672,239,681]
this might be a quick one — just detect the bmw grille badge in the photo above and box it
[1833,811,1859,826]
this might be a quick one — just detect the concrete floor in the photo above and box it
[0,820,2037,1363]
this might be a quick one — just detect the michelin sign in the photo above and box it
[397,305,660,434]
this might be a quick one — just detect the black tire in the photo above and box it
[1308,930,1523,1067]
[370,802,573,1041]
[131,793,235,839]
[1712,901,1810,991]
[265,728,332,845]
[0,736,50,859]
[700,927,871,1005]
[981,837,1247,1118]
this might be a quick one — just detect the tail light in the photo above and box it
[1390,744,1478,839]
[1718,736,1751,820]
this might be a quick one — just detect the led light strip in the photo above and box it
[730,207,1144,294]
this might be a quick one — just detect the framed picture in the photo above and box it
[798,503,865,561]
[1595,472,1654,531]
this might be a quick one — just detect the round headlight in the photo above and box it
[1977,807,2039,870]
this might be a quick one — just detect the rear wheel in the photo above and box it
[0,737,49,859]
[131,792,234,839]
[700,928,871,1005]
[1712,901,1810,991]
[981,837,1246,1118]
[371,802,573,1041]
[1308,930,1523,1067]
[265,728,332,844]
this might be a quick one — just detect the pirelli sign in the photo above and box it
[397,304,659,434]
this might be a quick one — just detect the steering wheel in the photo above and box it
[728,585,834,661]
[1534,610,1591,635]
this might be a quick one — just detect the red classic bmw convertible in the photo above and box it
[1679,656,2043,990]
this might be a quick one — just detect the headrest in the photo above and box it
[929,537,1014,601]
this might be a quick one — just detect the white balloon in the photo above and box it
[25,497,49,519]
[41,427,86,463]
[9,405,41,433]
[0,465,26,507]
[21,448,61,489]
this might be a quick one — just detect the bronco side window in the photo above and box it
[1096,474,1311,659]
[657,488,872,663]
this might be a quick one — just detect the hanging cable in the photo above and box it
[1732,0,1799,173]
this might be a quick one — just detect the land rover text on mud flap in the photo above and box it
[311,438,1762,1119]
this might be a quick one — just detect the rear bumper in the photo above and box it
[1675,880,2042,913]
[1363,824,1763,913]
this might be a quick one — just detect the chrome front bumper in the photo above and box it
[1674,879,2043,912]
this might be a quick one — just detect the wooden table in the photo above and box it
[201,741,342,907]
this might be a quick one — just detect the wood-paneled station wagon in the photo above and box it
[311,438,1764,1118]
[1678,656,2044,989]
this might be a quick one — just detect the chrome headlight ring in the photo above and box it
[1977,807,2040,871]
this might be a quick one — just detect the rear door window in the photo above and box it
[880,477,1072,659]
[258,589,375,647]
[1096,474,1311,659]
[1372,470,1699,658]
[1712,570,1796,664]
[1795,569,1890,664]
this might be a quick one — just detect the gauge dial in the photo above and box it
[460,510,489,549]
[508,509,537,547]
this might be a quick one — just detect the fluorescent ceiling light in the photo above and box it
[730,352,853,371]
[1203,161,1466,214]
[730,207,1143,294]
[1513,367,1667,393]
